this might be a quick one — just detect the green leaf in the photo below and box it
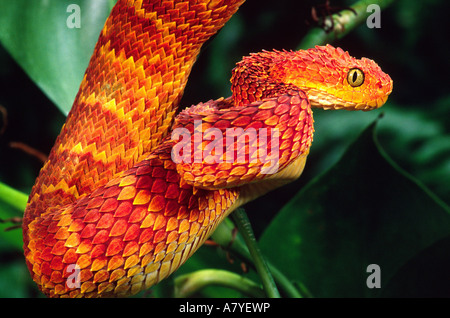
[259,119,450,297]
[0,253,36,297]
[381,234,450,297]
[0,0,117,115]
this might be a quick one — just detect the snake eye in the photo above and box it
[347,68,364,87]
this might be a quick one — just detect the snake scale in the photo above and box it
[22,0,393,297]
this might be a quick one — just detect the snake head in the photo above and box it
[272,44,393,111]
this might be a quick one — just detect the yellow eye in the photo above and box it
[347,68,364,87]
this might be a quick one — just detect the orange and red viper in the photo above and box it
[22,0,393,297]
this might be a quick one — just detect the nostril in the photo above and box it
[376,81,383,89]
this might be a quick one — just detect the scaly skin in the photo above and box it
[22,0,393,297]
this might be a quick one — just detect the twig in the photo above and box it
[308,0,357,33]
[298,0,395,49]
[0,216,22,231]
[0,105,7,135]
[9,141,48,163]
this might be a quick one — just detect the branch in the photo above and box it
[298,0,395,49]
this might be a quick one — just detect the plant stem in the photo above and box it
[174,269,265,298]
[0,182,28,211]
[212,218,303,298]
[298,0,395,49]
[230,208,280,298]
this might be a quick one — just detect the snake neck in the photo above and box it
[230,50,292,106]
[232,151,309,210]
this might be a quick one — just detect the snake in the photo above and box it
[22,0,393,297]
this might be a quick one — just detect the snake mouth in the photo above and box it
[307,92,387,111]
[369,79,393,110]
[306,78,393,111]
[354,92,392,111]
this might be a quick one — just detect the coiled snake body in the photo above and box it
[22,0,392,297]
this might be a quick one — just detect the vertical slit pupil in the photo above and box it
[352,71,358,83]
